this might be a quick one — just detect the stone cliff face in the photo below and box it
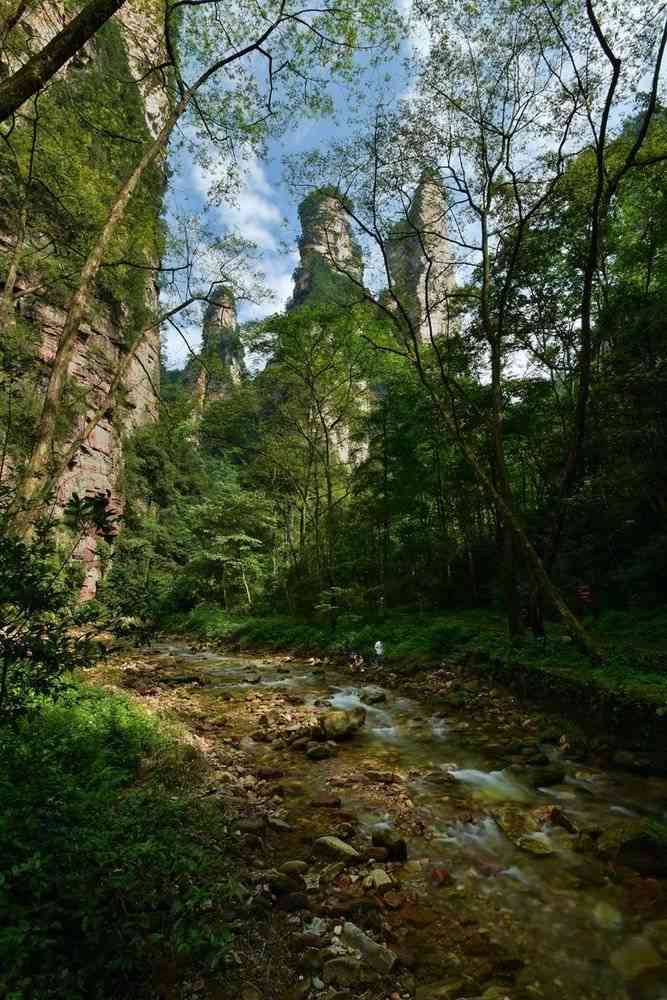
[287,190,368,466]
[0,3,168,597]
[184,288,245,407]
[290,189,363,309]
[386,170,455,343]
[39,293,160,597]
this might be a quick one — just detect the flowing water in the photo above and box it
[148,645,667,999]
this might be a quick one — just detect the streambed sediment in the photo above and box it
[104,643,667,1000]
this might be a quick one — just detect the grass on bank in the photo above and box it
[0,682,238,1000]
[166,605,667,709]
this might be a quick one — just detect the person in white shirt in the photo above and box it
[373,639,384,665]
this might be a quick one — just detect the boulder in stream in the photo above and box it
[597,818,667,877]
[523,764,567,788]
[312,836,361,864]
[359,685,387,704]
[371,827,408,861]
[341,920,397,974]
[318,707,366,741]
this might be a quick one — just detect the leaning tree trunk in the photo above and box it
[13,15,286,522]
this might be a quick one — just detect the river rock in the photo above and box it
[363,847,389,862]
[610,935,662,979]
[281,860,309,876]
[310,793,342,809]
[360,685,387,704]
[306,743,337,760]
[492,805,540,845]
[237,816,266,834]
[267,816,294,832]
[322,956,368,986]
[283,980,311,1000]
[593,901,623,930]
[524,765,567,788]
[320,861,346,884]
[363,868,393,893]
[270,872,307,894]
[312,836,361,864]
[597,818,667,877]
[515,833,555,856]
[256,766,284,780]
[371,828,408,861]
[341,921,397,974]
[319,708,366,741]
[366,769,401,784]
[275,780,306,798]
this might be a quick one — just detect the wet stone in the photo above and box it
[310,793,342,809]
[363,847,389,862]
[306,744,337,761]
[281,860,309,876]
[269,873,307,894]
[319,708,366,741]
[276,780,307,798]
[372,827,408,861]
[341,920,397,974]
[359,685,387,704]
[256,766,284,780]
[322,957,371,987]
[312,837,361,864]
[237,816,266,834]
[610,935,662,979]
[267,816,294,833]
[363,868,393,893]
[320,861,346,884]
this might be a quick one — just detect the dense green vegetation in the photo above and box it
[0,682,237,999]
[107,124,667,627]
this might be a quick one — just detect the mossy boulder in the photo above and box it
[319,707,366,740]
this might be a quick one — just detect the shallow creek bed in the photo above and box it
[95,643,667,1000]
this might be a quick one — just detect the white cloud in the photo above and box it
[162,321,202,370]
[162,154,300,368]
[192,154,283,251]
[240,255,298,323]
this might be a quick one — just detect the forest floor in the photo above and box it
[14,639,667,1000]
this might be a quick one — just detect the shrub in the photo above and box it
[0,684,236,999]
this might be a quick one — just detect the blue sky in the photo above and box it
[162,1,414,368]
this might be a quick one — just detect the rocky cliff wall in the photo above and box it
[290,189,364,309]
[183,287,245,409]
[386,170,455,343]
[0,2,168,596]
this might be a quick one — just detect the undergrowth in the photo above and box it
[0,682,237,999]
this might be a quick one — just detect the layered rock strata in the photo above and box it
[386,170,455,343]
[0,2,169,596]
[184,287,245,408]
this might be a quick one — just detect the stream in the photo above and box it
[136,644,667,1000]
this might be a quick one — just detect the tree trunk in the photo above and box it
[0,0,128,122]
[13,15,286,519]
